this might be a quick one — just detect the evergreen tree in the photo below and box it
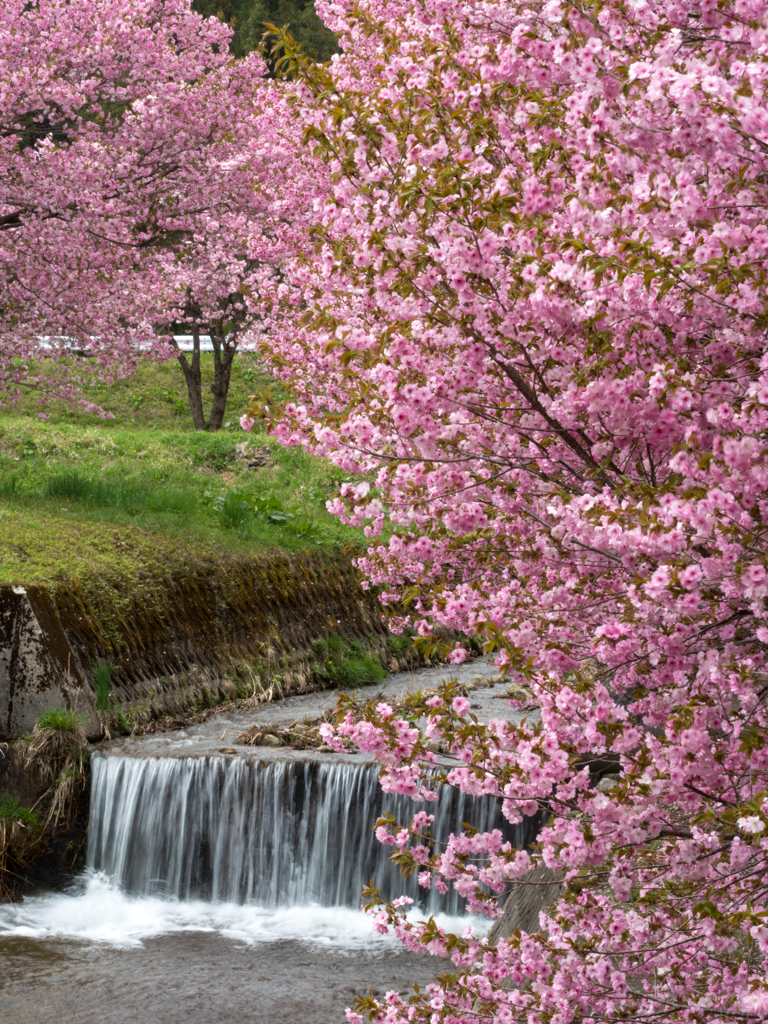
[192,0,337,62]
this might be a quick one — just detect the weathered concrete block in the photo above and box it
[487,864,563,941]
[0,586,97,738]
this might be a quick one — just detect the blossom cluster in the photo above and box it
[0,0,312,418]
[250,1,768,1022]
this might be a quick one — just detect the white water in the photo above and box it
[1,752,535,950]
[0,871,479,949]
[1,669,536,1023]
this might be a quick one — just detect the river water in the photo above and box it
[0,660,530,1024]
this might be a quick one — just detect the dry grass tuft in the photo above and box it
[0,797,46,899]
[25,709,86,786]
[45,760,88,826]
[23,709,89,827]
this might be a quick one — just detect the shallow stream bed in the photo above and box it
[0,894,449,1024]
[0,659,525,1024]
[102,656,525,759]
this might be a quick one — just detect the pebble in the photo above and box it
[595,774,621,792]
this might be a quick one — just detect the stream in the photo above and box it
[0,660,531,1024]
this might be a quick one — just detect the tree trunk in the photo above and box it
[208,327,237,432]
[175,328,208,430]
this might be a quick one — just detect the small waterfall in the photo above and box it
[88,754,538,914]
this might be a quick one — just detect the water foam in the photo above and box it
[0,872,483,949]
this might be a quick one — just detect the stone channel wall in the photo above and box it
[0,586,96,738]
[0,551,392,740]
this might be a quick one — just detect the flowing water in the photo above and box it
[87,754,530,912]
[0,661,535,1023]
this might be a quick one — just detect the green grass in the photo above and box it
[8,351,270,429]
[0,355,365,586]
[91,662,113,712]
[35,708,86,732]
[45,471,200,516]
[329,655,388,688]
[0,795,42,829]
[309,634,390,688]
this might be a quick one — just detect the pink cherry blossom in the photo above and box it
[0,0,314,421]
[251,1,768,1022]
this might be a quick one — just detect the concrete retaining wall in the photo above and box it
[487,865,564,942]
[0,586,98,738]
[0,552,394,740]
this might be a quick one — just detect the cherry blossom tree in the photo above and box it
[0,0,305,424]
[246,1,768,1021]
[129,72,312,431]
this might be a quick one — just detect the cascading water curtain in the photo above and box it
[88,754,541,913]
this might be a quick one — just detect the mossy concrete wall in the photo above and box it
[0,551,391,739]
[0,586,98,738]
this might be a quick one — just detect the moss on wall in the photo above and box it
[26,548,403,722]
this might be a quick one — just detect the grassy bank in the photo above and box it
[6,349,267,429]
[0,356,362,589]
[0,356,442,743]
